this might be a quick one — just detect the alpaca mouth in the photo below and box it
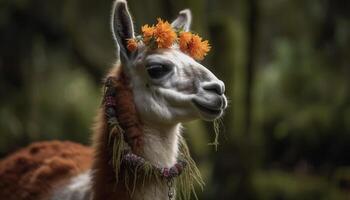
[192,99,223,120]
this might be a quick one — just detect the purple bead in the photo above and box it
[170,166,178,175]
[105,97,116,107]
[162,168,169,178]
[175,163,183,173]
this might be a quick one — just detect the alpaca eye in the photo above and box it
[146,64,172,79]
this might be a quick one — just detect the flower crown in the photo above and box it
[127,18,211,61]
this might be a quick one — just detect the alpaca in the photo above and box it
[0,1,227,200]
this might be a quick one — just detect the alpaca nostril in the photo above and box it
[220,81,225,94]
[203,81,224,95]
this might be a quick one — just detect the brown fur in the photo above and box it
[108,66,144,154]
[0,141,92,200]
[91,64,143,200]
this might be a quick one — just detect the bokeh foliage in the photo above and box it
[0,0,349,199]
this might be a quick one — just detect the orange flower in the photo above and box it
[141,24,155,44]
[127,38,138,52]
[135,18,211,60]
[190,35,211,60]
[154,18,177,48]
[179,32,193,52]
[179,32,210,60]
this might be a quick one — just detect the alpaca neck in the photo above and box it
[91,110,182,200]
[132,123,181,200]
[141,123,181,167]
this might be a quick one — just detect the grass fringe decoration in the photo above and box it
[176,136,205,200]
[108,118,127,183]
[208,118,223,151]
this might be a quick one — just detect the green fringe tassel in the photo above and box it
[208,118,223,151]
[108,118,127,183]
[176,136,205,200]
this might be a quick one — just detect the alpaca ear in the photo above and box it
[111,0,135,62]
[171,9,192,31]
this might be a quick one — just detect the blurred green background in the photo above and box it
[0,0,349,199]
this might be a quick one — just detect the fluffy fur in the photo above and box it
[0,141,92,200]
[51,171,92,200]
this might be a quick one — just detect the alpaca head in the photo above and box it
[111,0,227,126]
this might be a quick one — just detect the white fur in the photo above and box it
[142,124,181,167]
[51,171,92,200]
